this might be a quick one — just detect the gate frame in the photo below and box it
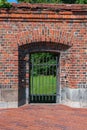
[28,51,61,104]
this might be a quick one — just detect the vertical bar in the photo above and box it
[58,54,61,103]
[35,61,37,96]
[29,53,31,103]
[31,55,34,102]
[29,53,34,103]
[38,56,40,101]
[48,55,51,102]
[53,55,56,102]
[40,57,42,101]
[42,56,44,102]
[51,55,54,100]
[33,54,37,102]
[56,55,60,103]
[51,56,54,100]
[53,56,55,102]
[45,55,48,102]
[34,57,37,102]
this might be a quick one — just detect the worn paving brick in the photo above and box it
[0,104,87,130]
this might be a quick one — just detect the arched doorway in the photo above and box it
[18,42,69,106]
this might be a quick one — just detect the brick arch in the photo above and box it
[19,41,70,54]
[16,25,73,47]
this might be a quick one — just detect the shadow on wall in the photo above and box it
[18,46,29,107]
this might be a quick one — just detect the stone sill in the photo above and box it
[62,99,87,108]
[0,101,18,108]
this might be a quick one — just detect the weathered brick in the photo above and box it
[0,3,87,108]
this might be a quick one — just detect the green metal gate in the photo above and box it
[29,52,60,103]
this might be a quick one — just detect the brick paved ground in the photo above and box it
[0,104,87,130]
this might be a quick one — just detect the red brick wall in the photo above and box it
[0,4,87,104]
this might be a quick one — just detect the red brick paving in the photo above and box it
[0,104,87,130]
